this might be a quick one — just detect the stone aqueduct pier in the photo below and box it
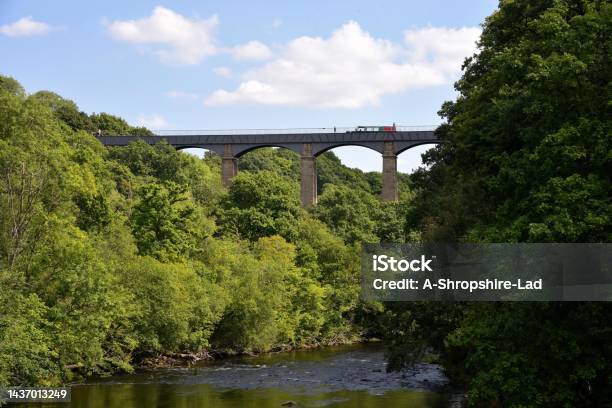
[97,127,440,206]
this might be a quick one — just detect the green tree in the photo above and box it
[211,236,302,351]
[130,182,211,261]
[117,256,225,353]
[0,288,59,386]
[30,91,95,132]
[373,201,407,242]
[27,224,138,378]
[387,1,612,406]
[313,184,380,244]
[216,170,302,242]
[108,140,223,206]
[238,147,300,179]
[73,192,111,231]
[0,73,393,387]
[316,151,374,194]
[0,74,26,99]
[0,89,75,269]
[294,218,360,342]
[90,112,153,136]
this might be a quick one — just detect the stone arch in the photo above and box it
[396,142,442,174]
[175,145,225,157]
[394,141,444,156]
[233,143,302,158]
[313,142,384,157]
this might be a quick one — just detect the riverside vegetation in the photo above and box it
[0,73,411,387]
[383,1,611,407]
[1,1,611,407]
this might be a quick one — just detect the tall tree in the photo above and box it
[215,170,302,242]
[387,1,612,406]
[130,182,207,261]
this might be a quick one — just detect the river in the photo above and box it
[16,344,453,407]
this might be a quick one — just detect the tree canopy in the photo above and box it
[384,1,612,406]
[0,74,394,387]
[1,2,609,404]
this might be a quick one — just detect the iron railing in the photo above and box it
[150,125,438,136]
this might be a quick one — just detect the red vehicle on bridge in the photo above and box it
[353,124,396,132]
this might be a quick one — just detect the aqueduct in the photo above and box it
[97,127,440,206]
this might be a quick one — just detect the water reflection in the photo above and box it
[18,344,450,408]
[66,384,446,408]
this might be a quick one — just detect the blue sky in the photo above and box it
[0,0,498,172]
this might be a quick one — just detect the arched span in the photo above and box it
[313,142,384,157]
[396,142,442,174]
[234,144,302,158]
[175,145,208,150]
[175,145,224,156]
[394,140,444,156]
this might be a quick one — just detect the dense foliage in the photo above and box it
[0,75,405,386]
[1,3,609,406]
[385,1,611,406]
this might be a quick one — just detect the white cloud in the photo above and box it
[137,114,168,129]
[213,66,233,78]
[403,26,481,79]
[230,40,273,60]
[272,19,283,28]
[166,90,198,100]
[105,6,218,65]
[0,16,51,37]
[205,22,480,108]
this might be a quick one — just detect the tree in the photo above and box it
[238,147,300,179]
[313,184,380,244]
[215,170,302,242]
[316,151,374,194]
[294,217,361,341]
[387,1,612,406]
[117,256,225,353]
[74,192,111,231]
[0,89,74,269]
[0,289,59,386]
[130,182,210,261]
[373,201,407,242]
[30,91,95,132]
[0,74,26,99]
[90,113,153,136]
[108,140,223,205]
[0,74,388,387]
[109,140,187,181]
[26,224,138,378]
[211,236,308,351]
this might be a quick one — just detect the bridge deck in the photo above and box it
[97,127,440,157]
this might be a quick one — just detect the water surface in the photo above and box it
[18,344,451,407]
